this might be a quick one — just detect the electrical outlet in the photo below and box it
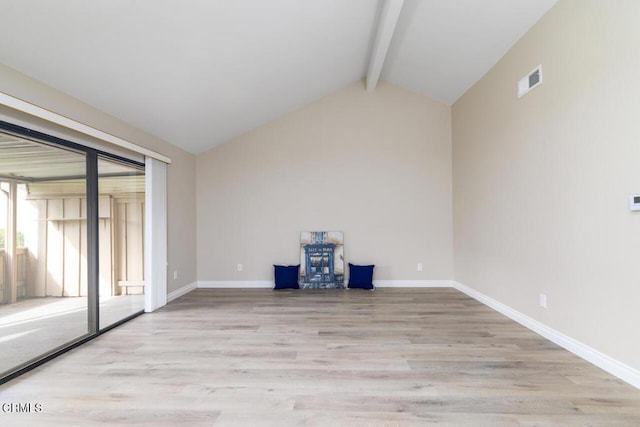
[236,263,243,272]
[173,270,178,280]
[539,293,547,308]
[417,263,423,272]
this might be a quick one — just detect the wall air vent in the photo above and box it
[518,65,542,98]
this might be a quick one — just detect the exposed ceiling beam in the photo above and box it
[366,0,405,92]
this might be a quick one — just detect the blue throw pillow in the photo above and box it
[273,265,300,290]
[348,263,375,290]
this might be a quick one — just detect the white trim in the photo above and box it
[374,280,454,288]
[144,158,168,312]
[453,281,640,389]
[197,280,454,289]
[167,281,198,302]
[198,281,274,288]
[0,91,171,164]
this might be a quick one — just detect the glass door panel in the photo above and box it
[97,157,145,329]
[0,133,89,376]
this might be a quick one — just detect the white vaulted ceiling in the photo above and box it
[0,0,557,154]
[383,0,558,104]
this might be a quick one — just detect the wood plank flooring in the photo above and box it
[1,288,639,426]
[0,295,144,375]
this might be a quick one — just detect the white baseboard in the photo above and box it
[374,280,454,288]
[197,280,454,289]
[167,281,197,302]
[198,281,273,288]
[453,281,640,389]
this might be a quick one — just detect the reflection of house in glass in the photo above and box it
[300,231,344,289]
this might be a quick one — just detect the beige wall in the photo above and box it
[197,81,452,283]
[453,0,640,369]
[0,63,197,293]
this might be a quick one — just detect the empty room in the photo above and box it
[1,0,640,425]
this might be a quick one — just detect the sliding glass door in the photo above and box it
[98,157,145,329]
[0,123,145,381]
[0,134,90,375]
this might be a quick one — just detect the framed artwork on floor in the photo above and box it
[300,231,344,289]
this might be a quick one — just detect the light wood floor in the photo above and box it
[1,288,639,426]
[0,294,144,375]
